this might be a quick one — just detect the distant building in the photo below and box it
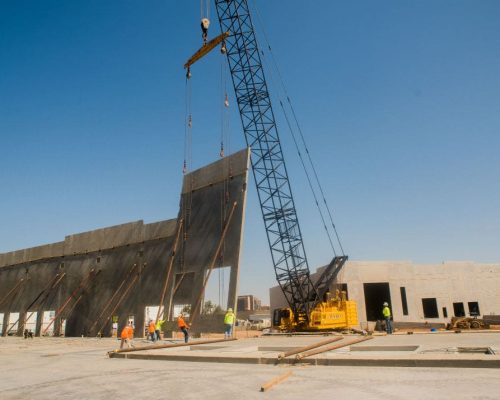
[237,295,261,311]
[270,260,500,327]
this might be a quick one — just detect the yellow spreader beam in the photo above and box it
[184,31,230,70]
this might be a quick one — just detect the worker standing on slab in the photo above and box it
[148,320,156,342]
[224,308,235,339]
[382,302,393,334]
[155,318,165,341]
[177,314,190,343]
[120,321,134,349]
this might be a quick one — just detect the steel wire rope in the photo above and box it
[279,99,338,257]
[182,76,194,274]
[251,0,346,256]
[251,16,338,258]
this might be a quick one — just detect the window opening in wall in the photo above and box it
[453,302,466,317]
[468,302,480,316]
[400,287,408,316]
[7,312,20,335]
[422,298,439,318]
[42,311,55,336]
[442,307,448,318]
[363,283,391,321]
[173,304,191,319]
[25,312,37,333]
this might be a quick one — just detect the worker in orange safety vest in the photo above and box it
[148,319,156,342]
[177,314,190,343]
[120,321,134,349]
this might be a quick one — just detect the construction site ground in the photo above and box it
[1,331,499,400]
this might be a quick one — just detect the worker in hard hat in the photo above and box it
[177,313,190,343]
[224,307,236,339]
[382,302,393,334]
[120,321,134,349]
[148,319,156,342]
[155,318,165,342]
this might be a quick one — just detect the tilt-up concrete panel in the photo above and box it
[0,148,250,337]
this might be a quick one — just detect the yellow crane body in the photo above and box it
[273,295,358,332]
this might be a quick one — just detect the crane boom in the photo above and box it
[214,0,317,324]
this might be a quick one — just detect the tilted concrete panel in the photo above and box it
[0,148,250,337]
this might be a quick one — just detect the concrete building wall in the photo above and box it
[0,149,250,337]
[270,260,500,327]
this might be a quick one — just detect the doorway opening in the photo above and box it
[0,313,4,335]
[363,283,391,321]
[7,312,20,335]
[25,311,37,334]
[59,318,67,336]
[41,310,55,336]
[204,266,231,311]
[145,306,160,338]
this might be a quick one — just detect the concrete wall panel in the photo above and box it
[0,149,250,337]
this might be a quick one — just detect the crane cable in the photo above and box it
[259,45,339,257]
[220,50,230,158]
[184,76,192,175]
[251,0,345,256]
[218,48,232,307]
[279,100,338,257]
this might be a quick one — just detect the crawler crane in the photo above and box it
[185,0,358,331]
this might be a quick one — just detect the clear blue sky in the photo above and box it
[1,1,499,305]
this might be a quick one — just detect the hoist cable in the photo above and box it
[251,0,345,256]
[279,99,338,257]
[287,98,345,255]
[255,37,338,255]
[250,2,338,256]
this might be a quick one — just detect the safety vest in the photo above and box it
[148,321,155,333]
[121,325,133,339]
[155,319,165,330]
[382,306,391,318]
[178,316,187,329]
[224,312,235,325]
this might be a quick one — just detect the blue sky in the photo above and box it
[1,1,499,304]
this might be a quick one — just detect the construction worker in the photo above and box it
[155,318,165,341]
[148,319,156,342]
[177,313,190,343]
[120,321,134,349]
[382,302,393,334]
[224,307,235,339]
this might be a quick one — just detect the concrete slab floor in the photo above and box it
[0,336,499,400]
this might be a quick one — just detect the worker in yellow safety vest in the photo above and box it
[382,302,393,334]
[155,319,165,342]
[224,308,236,339]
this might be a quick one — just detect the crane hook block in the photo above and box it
[184,31,230,70]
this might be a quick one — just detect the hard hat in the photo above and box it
[228,308,233,312]
[383,302,389,306]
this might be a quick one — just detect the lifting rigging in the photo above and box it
[183,0,358,331]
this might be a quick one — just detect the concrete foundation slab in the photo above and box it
[1,336,499,400]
